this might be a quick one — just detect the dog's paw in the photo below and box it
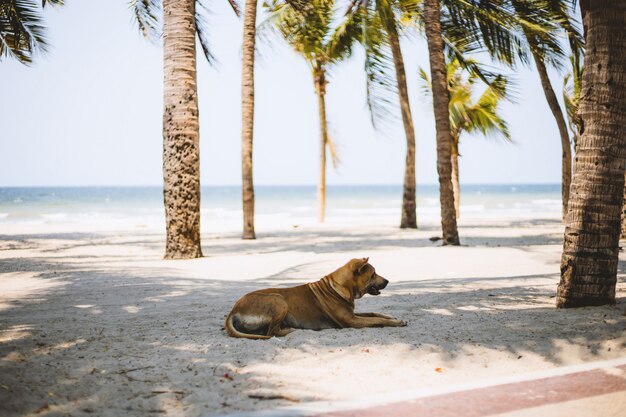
[393,320,407,327]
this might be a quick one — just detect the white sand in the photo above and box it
[0,216,625,416]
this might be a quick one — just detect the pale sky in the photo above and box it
[0,0,574,187]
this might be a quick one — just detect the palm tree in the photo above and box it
[343,0,419,229]
[556,0,626,308]
[133,0,238,258]
[241,0,257,239]
[621,180,626,241]
[416,0,563,244]
[510,0,583,220]
[419,59,510,218]
[0,0,62,64]
[264,0,355,223]
[161,0,203,259]
[422,0,459,245]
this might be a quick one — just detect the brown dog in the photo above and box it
[225,258,406,339]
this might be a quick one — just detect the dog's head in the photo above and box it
[346,257,389,298]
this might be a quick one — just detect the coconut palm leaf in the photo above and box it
[0,0,48,64]
[130,0,161,42]
[195,1,217,64]
[563,52,583,140]
[326,3,364,62]
[131,0,239,65]
[362,10,399,130]
[419,57,510,143]
[327,135,340,169]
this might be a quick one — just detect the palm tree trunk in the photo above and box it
[621,173,626,239]
[451,141,460,219]
[529,48,572,221]
[314,66,328,223]
[557,0,626,308]
[382,9,417,229]
[162,0,203,259]
[241,0,257,240]
[423,0,459,245]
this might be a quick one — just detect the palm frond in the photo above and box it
[543,0,584,60]
[326,3,363,63]
[510,0,565,70]
[327,136,340,169]
[361,8,399,131]
[442,0,528,66]
[195,1,217,65]
[420,56,510,143]
[226,0,241,17]
[417,67,432,100]
[129,0,161,42]
[263,0,334,62]
[562,52,583,139]
[0,0,48,64]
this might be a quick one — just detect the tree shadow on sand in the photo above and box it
[1,249,624,417]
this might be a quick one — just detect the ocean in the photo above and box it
[0,184,561,230]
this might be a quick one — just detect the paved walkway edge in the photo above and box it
[213,356,626,417]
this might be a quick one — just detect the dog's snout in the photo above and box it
[380,278,389,289]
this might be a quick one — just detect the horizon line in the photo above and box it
[0,182,562,188]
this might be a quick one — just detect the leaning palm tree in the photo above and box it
[419,58,510,218]
[509,0,583,220]
[417,0,557,244]
[557,0,626,308]
[264,0,356,223]
[343,0,420,229]
[0,0,62,64]
[132,0,238,258]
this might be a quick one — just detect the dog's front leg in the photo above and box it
[345,315,407,328]
[356,312,395,319]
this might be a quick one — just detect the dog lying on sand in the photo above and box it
[225,258,406,339]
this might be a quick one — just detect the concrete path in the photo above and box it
[218,357,626,417]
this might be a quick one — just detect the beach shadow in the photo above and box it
[1,248,624,417]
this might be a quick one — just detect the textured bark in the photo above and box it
[423,0,459,245]
[451,146,460,219]
[162,0,203,259]
[314,67,328,223]
[557,0,626,308]
[384,12,417,229]
[241,0,257,239]
[530,49,572,221]
[621,173,626,239]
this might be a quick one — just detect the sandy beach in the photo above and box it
[1,215,625,417]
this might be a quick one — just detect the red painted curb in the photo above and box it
[315,366,626,417]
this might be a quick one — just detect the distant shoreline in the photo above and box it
[0,183,561,189]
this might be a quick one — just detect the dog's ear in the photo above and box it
[352,257,369,275]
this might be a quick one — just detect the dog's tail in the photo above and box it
[224,313,273,340]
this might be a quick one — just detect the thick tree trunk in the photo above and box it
[621,173,626,239]
[314,67,328,223]
[557,0,626,308]
[162,0,203,259]
[530,49,572,221]
[451,146,460,219]
[241,0,257,240]
[423,0,459,245]
[383,11,417,229]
